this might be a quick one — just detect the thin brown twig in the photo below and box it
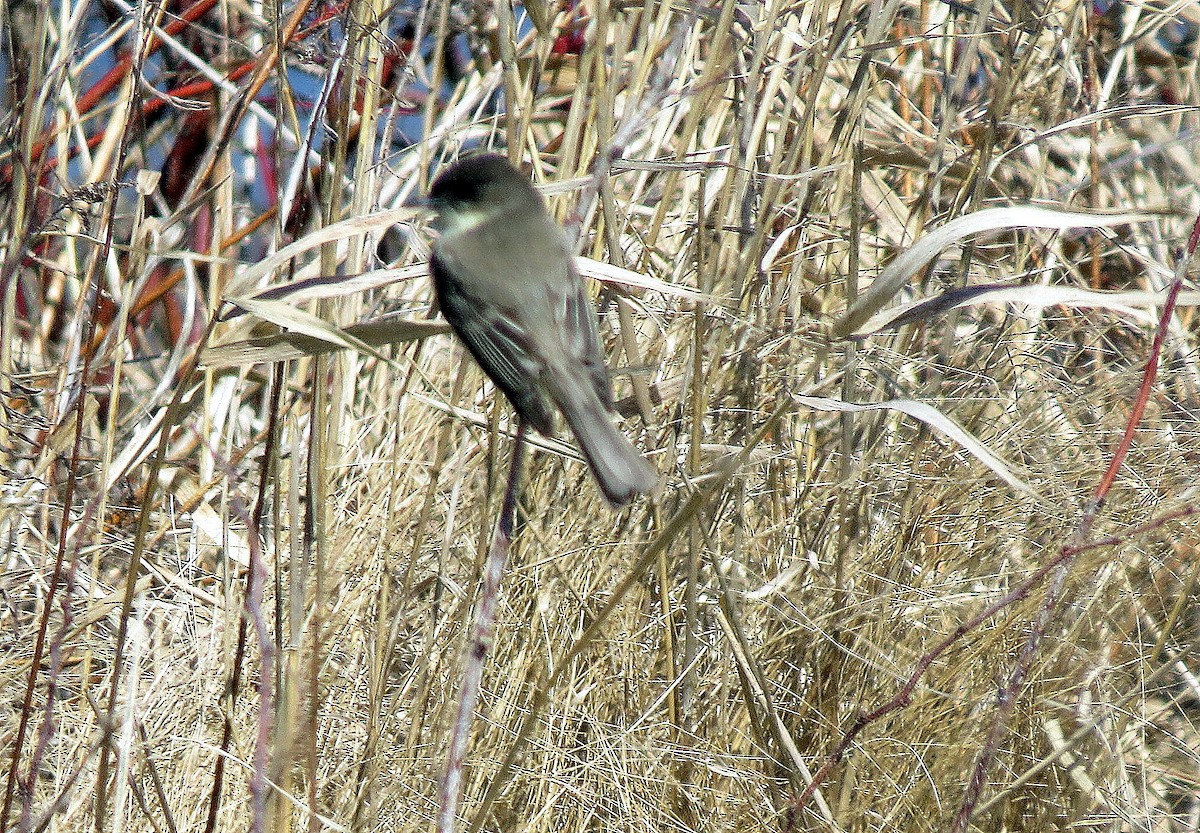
[436,422,526,833]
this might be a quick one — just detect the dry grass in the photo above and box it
[2,0,1200,830]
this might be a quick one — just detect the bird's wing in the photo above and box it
[430,251,556,433]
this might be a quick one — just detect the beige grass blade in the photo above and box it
[837,207,1160,338]
[202,316,450,367]
[578,257,711,302]
[225,264,428,313]
[848,285,1200,337]
[795,394,1039,498]
[221,297,399,366]
[226,207,420,296]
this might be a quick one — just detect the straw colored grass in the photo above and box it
[2,0,1199,830]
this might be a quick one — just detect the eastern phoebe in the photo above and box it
[427,154,657,507]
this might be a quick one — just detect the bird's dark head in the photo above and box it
[428,154,544,234]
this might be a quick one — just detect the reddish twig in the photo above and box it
[948,210,1200,833]
[789,213,1200,829]
[0,0,220,184]
[0,65,139,833]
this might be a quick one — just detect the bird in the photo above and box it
[426,154,657,507]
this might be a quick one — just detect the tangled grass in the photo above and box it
[1,0,1199,830]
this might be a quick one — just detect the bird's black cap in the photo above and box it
[428,154,542,213]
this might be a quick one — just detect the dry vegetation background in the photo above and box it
[2,0,1200,830]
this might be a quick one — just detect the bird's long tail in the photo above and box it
[544,368,657,507]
